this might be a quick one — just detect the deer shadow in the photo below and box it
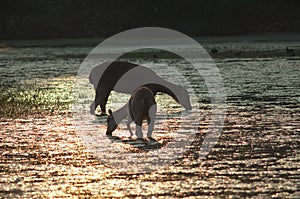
[106,135,164,152]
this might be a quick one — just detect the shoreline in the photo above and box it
[0,34,299,59]
[0,33,300,47]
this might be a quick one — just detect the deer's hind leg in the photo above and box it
[127,117,134,137]
[134,117,143,139]
[135,124,143,139]
[147,104,157,138]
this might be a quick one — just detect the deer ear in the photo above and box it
[108,109,113,115]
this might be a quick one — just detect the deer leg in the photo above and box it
[147,104,157,138]
[90,101,96,115]
[135,124,143,139]
[99,91,110,114]
[127,118,134,137]
[94,89,111,114]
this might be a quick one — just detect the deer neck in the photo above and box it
[112,102,129,125]
[148,82,179,102]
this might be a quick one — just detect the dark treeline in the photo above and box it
[1,0,300,39]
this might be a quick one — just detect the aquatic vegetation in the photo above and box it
[0,78,74,118]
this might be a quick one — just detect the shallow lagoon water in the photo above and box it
[0,41,300,198]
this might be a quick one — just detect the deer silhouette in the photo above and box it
[106,87,157,139]
[89,61,191,115]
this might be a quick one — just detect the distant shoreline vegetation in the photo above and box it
[0,1,300,40]
[1,34,299,59]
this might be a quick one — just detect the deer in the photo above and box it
[106,87,157,139]
[89,61,191,115]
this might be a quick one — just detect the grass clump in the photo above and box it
[0,79,73,118]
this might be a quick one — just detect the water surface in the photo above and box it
[0,40,299,198]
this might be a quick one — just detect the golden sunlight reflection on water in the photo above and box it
[1,100,299,198]
[0,52,300,197]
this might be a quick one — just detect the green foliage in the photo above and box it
[0,80,73,118]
